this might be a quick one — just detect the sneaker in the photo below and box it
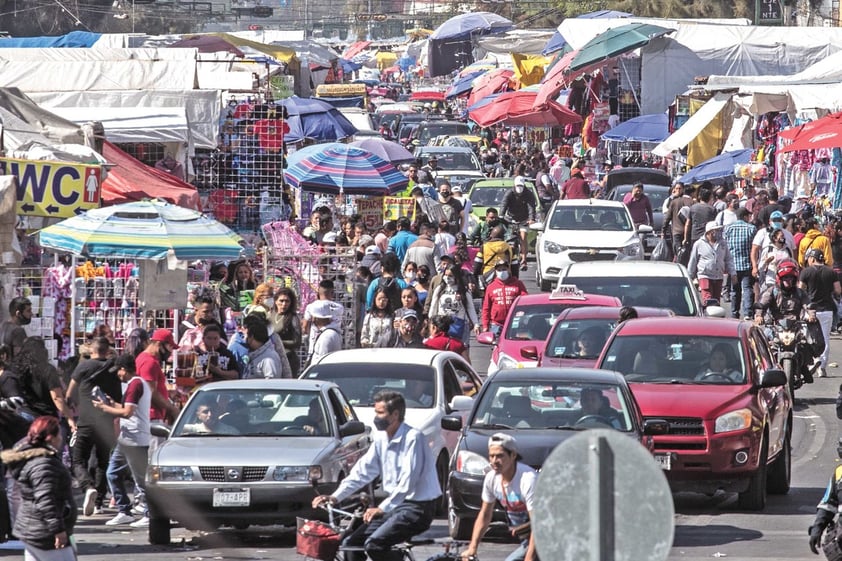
[105,513,135,526]
[129,516,149,529]
[83,489,98,517]
[819,368,828,378]
[93,507,105,515]
[131,503,147,516]
[520,263,528,271]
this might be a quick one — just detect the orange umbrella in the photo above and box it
[467,68,515,107]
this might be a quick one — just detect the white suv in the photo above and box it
[533,199,644,291]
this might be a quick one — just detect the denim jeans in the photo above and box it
[342,499,435,561]
[816,311,833,368]
[106,443,148,515]
[730,270,755,319]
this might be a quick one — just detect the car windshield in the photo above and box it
[614,186,669,211]
[503,304,568,341]
[545,318,617,358]
[419,152,480,171]
[419,123,470,143]
[302,363,437,408]
[173,389,332,437]
[601,335,746,385]
[470,186,508,207]
[471,381,633,431]
[564,276,697,317]
[548,206,632,231]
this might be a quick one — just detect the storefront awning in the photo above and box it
[652,92,730,157]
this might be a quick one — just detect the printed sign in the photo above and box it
[383,196,414,222]
[357,197,384,230]
[0,158,103,218]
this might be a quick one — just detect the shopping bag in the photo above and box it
[652,237,672,262]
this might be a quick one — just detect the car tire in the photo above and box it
[537,268,552,292]
[767,431,791,495]
[737,436,768,511]
[435,453,449,516]
[448,508,475,540]
[148,516,171,545]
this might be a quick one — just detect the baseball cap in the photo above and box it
[310,300,335,319]
[358,234,374,247]
[322,232,337,245]
[489,432,518,454]
[514,176,526,187]
[494,258,510,268]
[451,185,462,193]
[400,309,419,321]
[705,221,723,234]
[365,245,382,256]
[770,210,785,221]
[150,329,175,347]
[112,354,136,373]
[439,253,454,262]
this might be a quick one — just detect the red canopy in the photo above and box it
[467,69,515,107]
[778,111,842,152]
[468,89,582,128]
[101,142,201,210]
[409,90,445,101]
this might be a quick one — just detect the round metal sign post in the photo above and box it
[533,429,674,561]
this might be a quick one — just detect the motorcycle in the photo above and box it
[767,317,821,396]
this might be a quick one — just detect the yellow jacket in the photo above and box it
[798,229,833,267]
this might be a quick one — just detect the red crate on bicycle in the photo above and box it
[296,517,341,561]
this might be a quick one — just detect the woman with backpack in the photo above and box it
[426,264,478,362]
[360,287,396,348]
[758,228,794,291]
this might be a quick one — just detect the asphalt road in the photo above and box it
[3,273,841,561]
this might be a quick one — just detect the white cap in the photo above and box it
[705,221,723,234]
[310,300,334,319]
[322,232,337,244]
[452,185,462,193]
[541,175,551,186]
[365,245,382,256]
[514,175,526,187]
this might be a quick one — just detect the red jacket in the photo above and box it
[481,277,528,330]
[424,333,466,354]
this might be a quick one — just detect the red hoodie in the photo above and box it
[481,276,528,330]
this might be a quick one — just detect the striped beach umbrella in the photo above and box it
[38,199,243,260]
[284,143,409,195]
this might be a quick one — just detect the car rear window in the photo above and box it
[503,303,570,341]
[601,335,745,384]
[302,363,437,408]
[548,206,632,231]
[546,318,617,358]
[471,381,633,431]
[563,276,697,316]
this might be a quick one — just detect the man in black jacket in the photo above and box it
[501,176,537,271]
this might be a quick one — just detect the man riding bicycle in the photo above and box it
[500,176,537,272]
[312,391,440,561]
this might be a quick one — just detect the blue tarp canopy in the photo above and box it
[542,32,567,56]
[312,96,365,109]
[339,58,362,73]
[446,70,486,99]
[0,30,101,48]
[577,10,633,18]
[397,56,415,71]
[276,96,358,143]
[430,12,513,41]
[601,113,669,143]
[678,149,754,185]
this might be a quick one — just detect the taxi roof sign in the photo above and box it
[550,284,586,300]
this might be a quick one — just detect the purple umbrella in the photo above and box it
[169,35,245,57]
[349,138,416,165]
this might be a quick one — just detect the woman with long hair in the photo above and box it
[360,287,396,348]
[219,260,256,312]
[123,328,150,359]
[1,415,77,560]
[426,263,478,361]
[270,287,302,376]
[12,338,76,434]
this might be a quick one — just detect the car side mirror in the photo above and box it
[520,345,539,361]
[441,415,463,431]
[637,224,654,234]
[339,420,366,438]
[705,305,727,318]
[758,368,787,388]
[529,222,545,232]
[643,418,670,435]
[476,331,496,345]
[150,422,171,438]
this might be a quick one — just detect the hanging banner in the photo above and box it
[0,158,103,218]
[383,196,414,222]
[357,197,384,230]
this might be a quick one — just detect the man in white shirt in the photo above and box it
[312,391,440,561]
[308,301,342,366]
[451,185,473,236]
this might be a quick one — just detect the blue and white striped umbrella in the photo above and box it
[38,199,244,260]
[284,143,409,195]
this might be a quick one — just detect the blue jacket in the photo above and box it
[387,230,419,262]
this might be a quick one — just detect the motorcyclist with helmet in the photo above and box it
[808,439,842,558]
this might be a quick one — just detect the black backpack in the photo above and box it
[377,276,403,310]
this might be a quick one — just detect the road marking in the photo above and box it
[793,407,826,468]
[795,414,820,419]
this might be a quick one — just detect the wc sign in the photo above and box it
[0,158,104,217]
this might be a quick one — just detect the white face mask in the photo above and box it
[496,270,510,281]
[514,185,524,194]
[444,276,456,286]
[264,298,275,309]
[405,272,416,282]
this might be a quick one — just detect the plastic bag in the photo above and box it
[652,237,673,262]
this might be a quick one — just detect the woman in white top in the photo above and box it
[427,263,479,359]
[757,229,793,290]
[360,287,396,348]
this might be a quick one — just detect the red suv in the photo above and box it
[596,317,791,510]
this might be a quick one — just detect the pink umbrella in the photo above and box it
[532,50,607,109]
[467,69,515,107]
[469,89,582,128]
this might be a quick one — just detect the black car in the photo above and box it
[602,168,672,257]
[442,368,668,539]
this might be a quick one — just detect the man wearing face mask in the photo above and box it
[688,222,736,304]
[437,181,464,235]
[137,330,179,426]
[178,297,226,350]
[501,176,537,271]
[470,207,502,246]
[312,391,440,561]
[481,259,528,336]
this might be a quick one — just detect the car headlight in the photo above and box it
[273,466,321,481]
[714,408,753,433]
[497,353,520,370]
[543,240,566,254]
[455,450,491,476]
[151,466,193,482]
[622,241,642,257]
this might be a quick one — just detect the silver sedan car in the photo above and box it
[146,379,370,544]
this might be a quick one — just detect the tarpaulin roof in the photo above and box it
[168,35,244,57]
[601,113,669,142]
[0,30,102,49]
[208,33,295,63]
[101,141,200,210]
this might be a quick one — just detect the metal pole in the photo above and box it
[131,0,135,33]
[70,254,77,356]
[619,59,641,114]
[589,434,615,561]
[367,0,372,39]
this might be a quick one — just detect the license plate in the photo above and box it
[654,454,671,470]
[213,488,250,507]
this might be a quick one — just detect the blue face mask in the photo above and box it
[771,221,783,230]
[373,416,390,431]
